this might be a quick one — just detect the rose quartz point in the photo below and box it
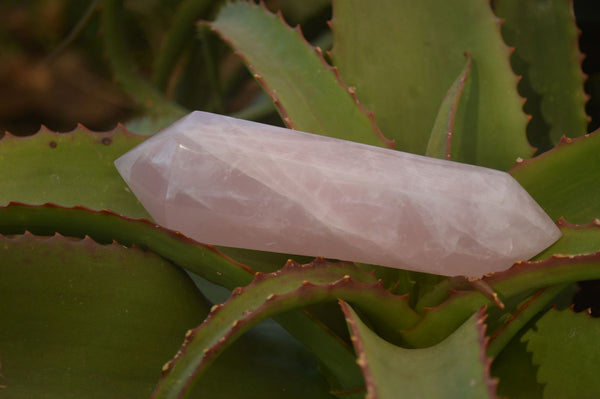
[115,111,561,277]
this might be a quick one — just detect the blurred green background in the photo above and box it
[1,0,598,136]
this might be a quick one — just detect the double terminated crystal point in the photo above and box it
[115,111,561,277]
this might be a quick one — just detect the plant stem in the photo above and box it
[46,0,101,63]
[100,0,186,119]
[152,0,220,91]
[198,24,224,112]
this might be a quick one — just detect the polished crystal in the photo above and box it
[115,111,561,276]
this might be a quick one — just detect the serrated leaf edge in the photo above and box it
[341,303,497,399]
[402,250,600,347]
[556,216,600,229]
[2,122,143,141]
[0,202,254,282]
[1,229,141,251]
[509,127,600,172]
[205,1,394,148]
[339,300,376,399]
[426,52,472,160]
[151,258,416,398]
[498,0,590,142]
[521,305,599,396]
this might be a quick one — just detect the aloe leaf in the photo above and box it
[216,246,314,274]
[496,0,588,145]
[426,53,472,160]
[0,203,253,289]
[407,214,600,317]
[330,0,531,170]
[0,126,148,218]
[0,233,210,399]
[411,217,600,314]
[190,321,335,398]
[522,308,600,397]
[491,332,543,399]
[533,218,600,259]
[151,259,418,398]
[340,303,496,398]
[486,284,569,358]
[207,1,392,147]
[413,276,472,313]
[488,284,579,398]
[0,232,332,398]
[403,250,600,348]
[0,203,369,393]
[510,130,600,223]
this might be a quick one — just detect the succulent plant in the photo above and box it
[1,1,600,398]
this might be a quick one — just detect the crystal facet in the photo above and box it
[115,111,561,276]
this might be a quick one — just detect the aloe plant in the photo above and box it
[2,1,600,398]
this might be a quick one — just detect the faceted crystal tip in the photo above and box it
[115,111,561,277]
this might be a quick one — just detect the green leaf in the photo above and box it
[486,284,570,358]
[216,246,314,274]
[190,321,335,398]
[340,303,496,398]
[402,252,600,348]
[496,0,588,145]
[0,232,335,398]
[0,203,254,289]
[426,52,472,161]
[510,131,600,223]
[413,216,600,342]
[330,0,531,169]
[533,218,600,260]
[0,127,149,218]
[207,1,392,147]
[491,331,543,399]
[0,203,368,395]
[522,308,600,398]
[0,233,210,399]
[152,259,418,398]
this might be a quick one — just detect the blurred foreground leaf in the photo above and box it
[0,233,209,399]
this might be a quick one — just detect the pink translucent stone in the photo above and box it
[115,111,561,276]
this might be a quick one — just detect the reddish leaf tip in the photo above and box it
[474,307,499,398]
[338,300,377,398]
